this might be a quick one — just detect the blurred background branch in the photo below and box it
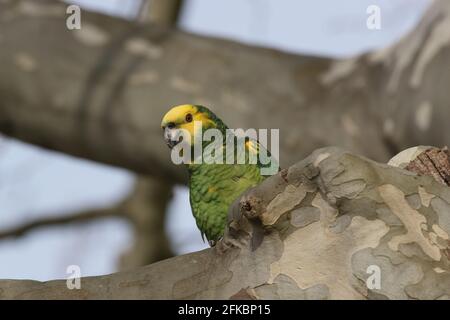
[0,206,123,241]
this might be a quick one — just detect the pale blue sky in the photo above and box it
[0,0,430,281]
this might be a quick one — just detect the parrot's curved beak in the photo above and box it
[164,126,180,149]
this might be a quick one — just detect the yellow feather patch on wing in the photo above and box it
[245,139,260,156]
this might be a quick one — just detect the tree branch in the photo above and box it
[0,207,123,240]
[1,147,450,299]
[2,0,448,184]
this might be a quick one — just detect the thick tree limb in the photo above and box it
[1,147,450,299]
[1,0,448,184]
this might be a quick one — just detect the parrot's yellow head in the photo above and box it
[161,104,225,148]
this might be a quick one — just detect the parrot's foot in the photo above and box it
[214,237,230,255]
[214,235,245,255]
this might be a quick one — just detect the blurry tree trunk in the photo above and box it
[2,147,450,299]
[119,0,185,268]
[138,0,184,26]
[0,0,449,184]
[119,177,173,269]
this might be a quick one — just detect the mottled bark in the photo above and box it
[0,0,449,184]
[1,147,450,299]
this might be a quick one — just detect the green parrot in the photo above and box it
[161,104,278,246]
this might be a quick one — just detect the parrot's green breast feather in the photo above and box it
[189,163,265,242]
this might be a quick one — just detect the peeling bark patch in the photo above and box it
[376,207,403,226]
[239,193,264,220]
[261,184,308,225]
[378,184,442,261]
[329,215,352,234]
[313,153,331,167]
[254,274,329,300]
[225,232,283,298]
[290,207,320,228]
[229,288,257,300]
[405,268,450,300]
[415,102,433,132]
[269,216,388,299]
[125,38,163,59]
[330,179,366,199]
[72,23,109,47]
[432,198,450,235]
[311,193,338,227]
[406,194,421,210]
[172,268,233,299]
[432,224,449,240]
[411,15,450,88]
[352,249,424,299]
[418,186,435,207]
[388,146,431,169]
[14,53,36,72]
[433,267,446,273]
[404,147,450,186]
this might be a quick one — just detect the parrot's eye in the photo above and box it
[185,113,193,123]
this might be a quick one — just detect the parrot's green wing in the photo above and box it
[189,135,279,243]
[189,162,265,243]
